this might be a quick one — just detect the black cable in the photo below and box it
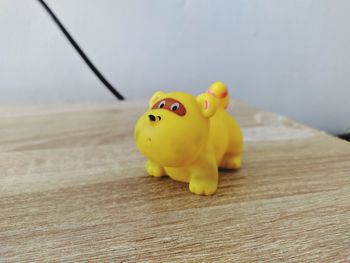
[36,0,125,100]
[339,133,350,142]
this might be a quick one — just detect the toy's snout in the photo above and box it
[148,114,161,122]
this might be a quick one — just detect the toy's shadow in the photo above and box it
[219,167,241,173]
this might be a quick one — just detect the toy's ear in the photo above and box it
[149,91,165,108]
[196,93,219,118]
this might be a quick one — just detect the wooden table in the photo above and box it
[1,102,349,262]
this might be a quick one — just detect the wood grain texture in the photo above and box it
[0,101,349,262]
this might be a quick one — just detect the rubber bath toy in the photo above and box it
[134,82,243,195]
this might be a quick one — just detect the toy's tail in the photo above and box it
[207,82,230,109]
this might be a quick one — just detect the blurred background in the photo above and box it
[1,0,349,135]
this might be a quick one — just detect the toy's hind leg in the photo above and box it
[219,153,241,169]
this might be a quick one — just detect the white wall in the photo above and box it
[1,0,350,134]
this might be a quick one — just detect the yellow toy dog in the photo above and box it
[134,82,243,195]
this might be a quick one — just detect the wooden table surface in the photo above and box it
[1,102,349,262]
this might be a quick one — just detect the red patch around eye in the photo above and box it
[152,98,186,116]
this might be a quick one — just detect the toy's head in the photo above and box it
[134,91,218,167]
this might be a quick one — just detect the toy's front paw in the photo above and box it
[189,179,217,196]
[146,160,166,177]
[220,155,241,169]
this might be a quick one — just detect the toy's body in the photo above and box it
[134,82,243,195]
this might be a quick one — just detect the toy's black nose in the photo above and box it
[149,114,161,122]
[149,114,156,122]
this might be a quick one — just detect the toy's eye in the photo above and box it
[158,100,166,108]
[170,102,180,111]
